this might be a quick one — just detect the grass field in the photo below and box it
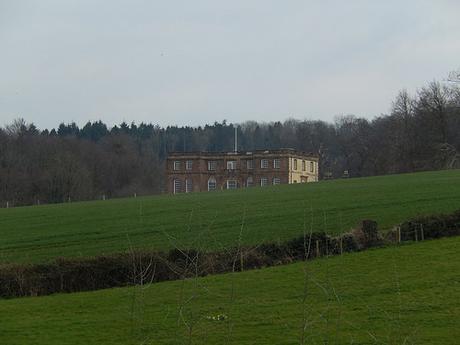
[1,236,459,344]
[1,170,460,264]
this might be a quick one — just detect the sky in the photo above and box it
[1,0,459,130]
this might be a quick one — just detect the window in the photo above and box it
[302,160,306,171]
[260,177,268,186]
[246,176,254,187]
[208,161,217,171]
[173,179,182,194]
[273,177,281,185]
[261,159,269,169]
[273,159,280,169]
[173,161,181,171]
[186,160,193,171]
[227,180,237,189]
[246,160,254,169]
[185,179,192,193]
[293,159,298,170]
[310,161,314,173]
[227,160,237,170]
[208,177,217,191]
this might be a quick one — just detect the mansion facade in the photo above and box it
[166,149,319,194]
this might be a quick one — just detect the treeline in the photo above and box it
[1,81,459,206]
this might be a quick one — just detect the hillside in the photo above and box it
[1,237,459,344]
[1,170,460,264]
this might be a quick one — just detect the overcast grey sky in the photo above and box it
[1,1,459,129]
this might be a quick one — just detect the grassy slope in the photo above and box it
[1,237,459,344]
[1,170,460,264]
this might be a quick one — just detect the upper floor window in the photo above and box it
[208,161,217,171]
[310,161,314,173]
[260,177,269,186]
[247,160,254,169]
[173,179,182,194]
[208,177,217,191]
[227,180,237,189]
[273,177,281,185]
[227,160,237,170]
[293,159,298,170]
[261,159,269,169]
[273,159,280,169]
[186,160,193,171]
[302,160,306,171]
[185,179,192,193]
[247,176,254,187]
[173,161,181,171]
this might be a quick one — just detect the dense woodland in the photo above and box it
[1,81,459,207]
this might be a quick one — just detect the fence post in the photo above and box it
[397,226,401,244]
[6,201,9,209]
[415,227,418,242]
[420,224,424,241]
[339,236,343,255]
[316,240,320,257]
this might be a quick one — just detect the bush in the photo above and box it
[400,210,460,241]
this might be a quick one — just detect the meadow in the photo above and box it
[1,170,460,264]
[1,236,458,344]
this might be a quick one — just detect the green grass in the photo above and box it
[1,170,460,264]
[1,237,459,344]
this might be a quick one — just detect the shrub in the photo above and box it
[400,210,460,241]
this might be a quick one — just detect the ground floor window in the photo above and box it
[208,177,217,191]
[247,176,254,187]
[227,180,237,189]
[260,177,268,186]
[273,177,281,185]
[173,179,182,194]
[185,179,192,193]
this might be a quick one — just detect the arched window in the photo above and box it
[208,177,217,191]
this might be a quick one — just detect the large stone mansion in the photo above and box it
[166,149,319,194]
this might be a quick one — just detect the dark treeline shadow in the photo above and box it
[1,81,460,206]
